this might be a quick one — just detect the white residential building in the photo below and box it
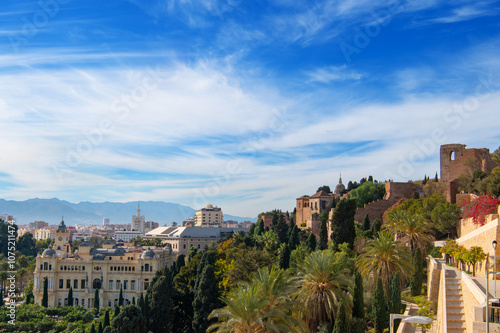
[194,205,223,227]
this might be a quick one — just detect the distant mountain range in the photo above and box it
[0,198,257,226]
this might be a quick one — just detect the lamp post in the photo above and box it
[493,240,497,297]
[486,271,500,333]
[390,314,434,333]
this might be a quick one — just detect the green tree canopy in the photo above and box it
[330,198,357,250]
[104,305,146,333]
[348,181,385,208]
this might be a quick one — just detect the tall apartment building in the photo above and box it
[194,204,223,227]
[131,204,145,234]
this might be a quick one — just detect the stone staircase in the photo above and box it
[445,269,466,333]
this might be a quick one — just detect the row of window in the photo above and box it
[61,265,86,271]
[110,266,135,272]
[108,279,136,290]
[57,298,136,307]
[59,279,86,290]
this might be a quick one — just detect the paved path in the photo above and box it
[471,273,500,300]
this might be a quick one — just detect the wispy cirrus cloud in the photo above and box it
[305,65,365,83]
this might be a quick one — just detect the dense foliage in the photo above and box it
[348,181,385,208]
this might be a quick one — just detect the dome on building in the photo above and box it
[141,248,156,259]
[56,219,67,233]
[42,247,56,258]
[80,241,92,247]
[103,239,115,245]
[93,254,105,260]
[334,174,346,195]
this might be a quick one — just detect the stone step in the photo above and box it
[447,313,465,321]
[448,320,466,328]
[446,295,463,301]
[447,285,461,289]
[447,306,465,314]
[446,289,462,295]
[448,329,466,333]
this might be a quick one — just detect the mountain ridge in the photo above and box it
[0,198,257,226]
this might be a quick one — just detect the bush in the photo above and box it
[351,317,366,333]
[429,246,442,258]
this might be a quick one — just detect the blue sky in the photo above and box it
[1,0,500,217]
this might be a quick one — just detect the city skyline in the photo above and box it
[1,1,499,216]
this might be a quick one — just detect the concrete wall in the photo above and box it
[457,212,500,277]
[427,256,442,312]
[437,268,447,333]
[462,272,486,333]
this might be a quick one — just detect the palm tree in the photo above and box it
[384,211,434,253]
[356,231,414,296]
[208,267,305,333]
[295,250,353,332]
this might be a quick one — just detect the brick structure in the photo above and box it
[353,182,421,223]
[440,144,498,203]
[296,189,335,235]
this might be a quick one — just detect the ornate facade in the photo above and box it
[33,220,173,308]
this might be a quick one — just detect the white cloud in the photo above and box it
[306,65,365,83]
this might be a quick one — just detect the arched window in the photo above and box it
[93,279,101,289]
[451,151,456,161]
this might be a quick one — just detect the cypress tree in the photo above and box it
[142,293,151,326]
[279,244,291,270]
[422,175,427,185]
[362,214,370,232]
[410,249,424,296]
[332,300,350,333]
[254,219,264,237]
[138,293,145,314]
[274,215,289,244]
[114,305,120,317]
[90,323,96,333]
[434,172,438,182]
[94,288,100,311]
[248,223,256,236]
[330,198,357,250]
[288,224,299,251]
[389,272,402,315]
[119,286,124,306]
[372,278,388,333]
[352,271,364,318]
[175,254,186,272]
[318,219,328,250]
[98,322,103,333]
[67,287,74,306]
[306,233,317,252]
[0,289,4,306]
[370,218,381,238]
[132,297,135,305]
[192,264,219,333]
[25,291,34,304]
[104,309,110,328]
[42,277,48,307]
[150,274,173,332]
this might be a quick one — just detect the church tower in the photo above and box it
[54,218,71,256]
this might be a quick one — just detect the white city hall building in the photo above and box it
[33,220,173,308]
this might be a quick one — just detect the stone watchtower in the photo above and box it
[440,144,498,203]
